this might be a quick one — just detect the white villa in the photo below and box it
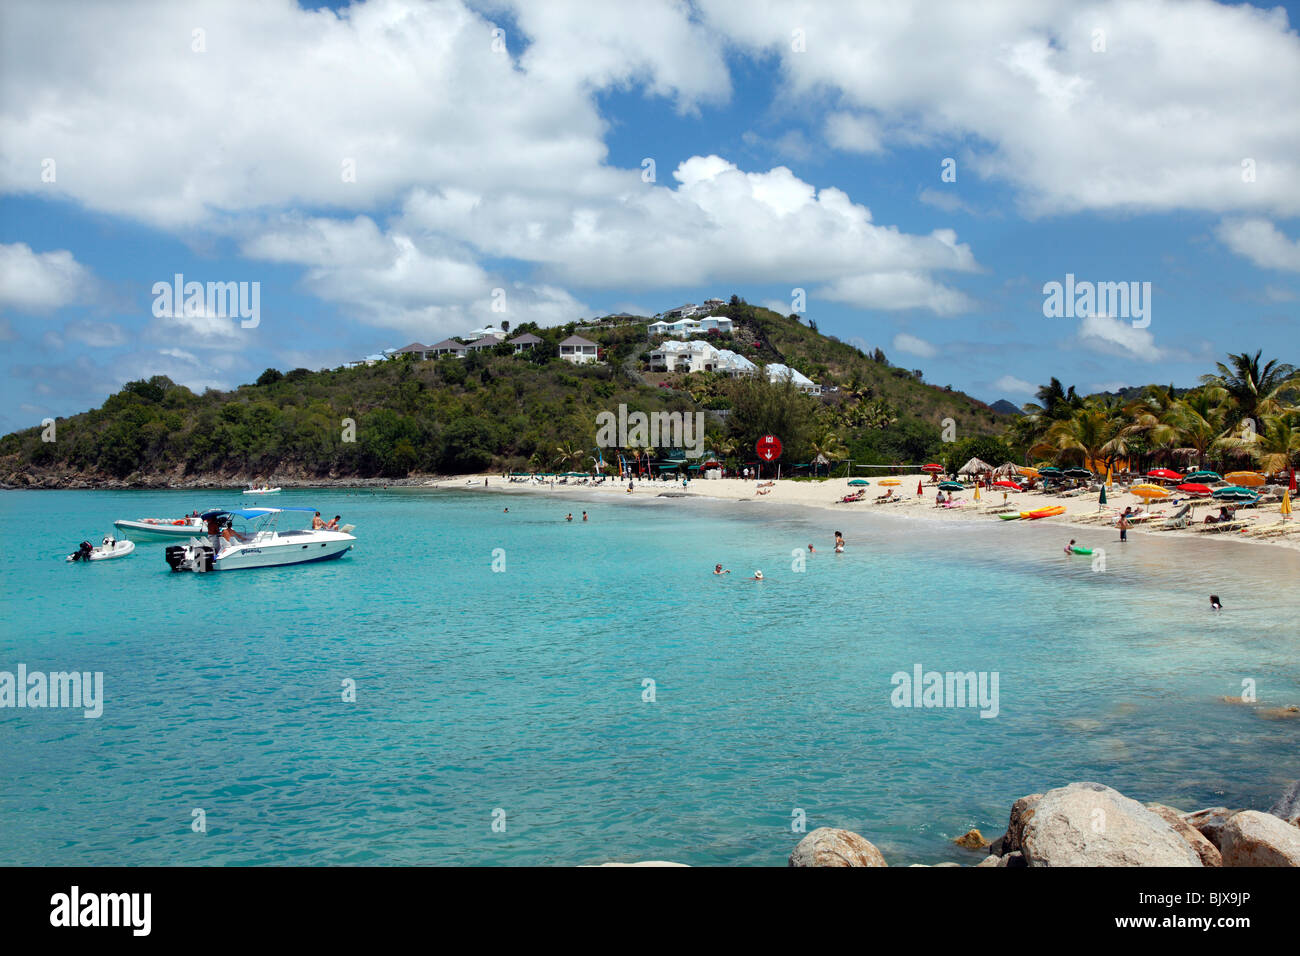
[766,363,821,395]
[558,335,599,364]
[648,315,733,338]
[429,337,468,357]
[468,326,507,340]
[506,332,542,352]
[464,335,501,352]
[649,341,760,377]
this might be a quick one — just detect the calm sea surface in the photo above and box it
[1,487,1297,865]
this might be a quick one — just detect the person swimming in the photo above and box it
[714,564,730,575]
[565,513,573,521]
[1210,594,1222,610]
[807,543,815,553]
[751,570,764,580]
[1064,539,1076,554]
[582,511,588,521]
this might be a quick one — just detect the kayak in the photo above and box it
[1021,505,1067,520]
[1069,546,1093,555]
[999,513,1022,521]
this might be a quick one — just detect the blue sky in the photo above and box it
[2,0,1297,434]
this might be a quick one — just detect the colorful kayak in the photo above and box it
[1021,505,1067,520]
[999,513,1022,520]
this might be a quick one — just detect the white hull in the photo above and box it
[166,529,355,572]
[243,488,281,495]
[115,518,206,540]
[68,540,135,562]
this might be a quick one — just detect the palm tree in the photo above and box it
[1199,350,1299,429]
[808,428,848,477]
[1218,410,1299,476]
[1034,402,1127,476]
[1166,391,1227,470]
[553,441,584,471]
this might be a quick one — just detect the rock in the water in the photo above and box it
[1145,803,1222,867]
[1182,807,1238,849]
[1268,780,1300,826]
[996,793,1043,856]
[1020,782,1202,867]
[954,828,989,850]
[1218,811,1300,866]
[1258,705,1300,720]
[976,854,1001,867]
[934,861,961,867]
[788,827,887,867]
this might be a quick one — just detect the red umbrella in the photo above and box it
[922,463,943,472]
[916,480,923,495]
[1147,468,1183,481]
[994,480,1023,490]
[1291,468,1297,492]
[1177,483,1212,495]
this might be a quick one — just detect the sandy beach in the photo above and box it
[433,472,1300,552]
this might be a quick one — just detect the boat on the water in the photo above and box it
[67,535,136,562]
[165,507,355,572]
[243,485,281,495]
[114,515,206,540]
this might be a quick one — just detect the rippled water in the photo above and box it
[1,487,1296,865]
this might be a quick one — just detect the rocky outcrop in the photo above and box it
[954,828,989,850]
[1268,780,1300,826]
[1217,811,1300,866]
[1182,807,1238,849]
[1019,783,1202,867]
[595,861,689,867]
[988,792,1042,857]
[788,827,887,867]
[1145,803,1222,867]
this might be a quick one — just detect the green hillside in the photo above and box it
[0,301,1009,484]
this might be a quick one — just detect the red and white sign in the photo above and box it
[756,435,783,462]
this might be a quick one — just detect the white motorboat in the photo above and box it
[243,485,281,495]
[67,535,136,562]
[114,515,206,540]
[165,507,355,572]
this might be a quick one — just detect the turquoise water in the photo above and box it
[1,487,1297,866]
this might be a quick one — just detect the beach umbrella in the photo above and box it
[1099,485,1107,506]
[974,484,981,502]
[957,457,993,476]
[848,479,870,486]
[994,480,1023,490]
[1106,465,1113,487]
[916,480,923,495]
[1131,483,1170,499]
[1147,468,1183,482]
[1038,466,1063,476]
[1224,471,1265,487]
[1017,466,1039,478]
[1290,468,1296,492]
[1282,490,1292,521]
[1063,467,1093,479]
[922,463,944,473]
[993,462,1022,477]
[1184,470,1222,483]
[1213,486,1259,500]
[1177,483,1213,496]
[880,478,901,486]
[938,481,964,491]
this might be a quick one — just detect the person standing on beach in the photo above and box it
[1118,510,1130,542]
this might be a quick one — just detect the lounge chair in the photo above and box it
[1163,504,1192,529]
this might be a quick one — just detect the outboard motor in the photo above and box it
[165,542,215,572]
[68,541,94,562]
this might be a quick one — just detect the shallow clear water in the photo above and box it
[1,487,1296,866]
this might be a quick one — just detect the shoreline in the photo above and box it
[6,469,1296,552]
[428,472,1300,553]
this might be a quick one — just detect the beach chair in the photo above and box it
[1163,504,1192,529]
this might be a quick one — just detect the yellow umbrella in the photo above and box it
[974,484,981,502]
[1106,464,1113,487]
[1224,471,1265,487]
[1131,483,1170,499]
[880,478,901,486]
[1017,466,1039,478]
[1282,490,1292,521]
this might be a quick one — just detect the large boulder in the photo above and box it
[1218,811,1300,866]
[954,828,989,850]
[788,827,887,867]
[1145,803,1222,867]
[1020,782,1202,867]
[1182,807,1238,849]
[1268,781,1300,827]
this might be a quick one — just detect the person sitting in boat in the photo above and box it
[312,512,326,529]
[325,515,341,530]
[220,521,249,548]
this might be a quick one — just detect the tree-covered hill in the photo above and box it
[0,306,1017,485]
